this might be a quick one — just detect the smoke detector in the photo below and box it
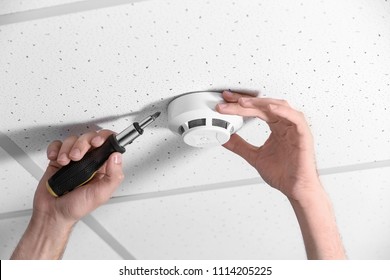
[167,91,244,147]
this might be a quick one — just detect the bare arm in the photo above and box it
[217,91,345,259]
[11,130,124,259]
[289,185,345,259]
[10,211,74,259]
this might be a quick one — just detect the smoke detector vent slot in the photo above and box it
[178,125,185,135]
[167,91,244,148]
[188,118,206,129]
[212,118,229,129]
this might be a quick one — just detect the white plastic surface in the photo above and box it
[183,126,230,147]
[167,92,244,147]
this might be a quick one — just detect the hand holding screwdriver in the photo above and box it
[11,112,160,259]
[11,129,123,259]
[47,112,160,197]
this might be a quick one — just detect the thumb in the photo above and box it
[101,152,125,192]
[223,134,258,166]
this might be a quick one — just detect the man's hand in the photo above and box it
[11,130,124,259]
[37,129,124,223]
[217,91,346,259]
[216,91,320,203]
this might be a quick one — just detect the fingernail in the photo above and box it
[217,103,228,109]
[223,90,233,96]
[48,150,57,159]
[70,148,81,158]
[114,154,122,164]
[92,136,103,146]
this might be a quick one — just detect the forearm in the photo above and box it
[289,184,346,260]
[11,212,75,260]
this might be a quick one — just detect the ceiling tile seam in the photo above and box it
[2,157,389,219]
[0,209,32,220]
[0,131,135,260]
[0,211,134,259]
[1,157,389,258]
[2,128,390,211]
[0,131,43,181]
[103,159,390,204]
[318,159,390,176]
[108,177,265,205]
[82,214,136,260]
[0,0,150,26]
[2,153,390,219]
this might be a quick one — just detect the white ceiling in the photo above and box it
[1,0,390,259]
[0,0,79,15]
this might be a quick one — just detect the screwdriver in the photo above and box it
[47,112,161,197]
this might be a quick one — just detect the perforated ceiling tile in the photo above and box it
[0,215,122,259]
[94,184,306,259]
[63,220,122,260]
[0,216,29,259]
[1,0,390,197]
[0,0,82,15]
[321,167,390,259]
[0,147,36,213]
[114,118,262,196]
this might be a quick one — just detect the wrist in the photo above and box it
[286,177,326,206]
[30,209,76,235]
[288,187,331,219]
[11,211,76,259]
[288,183,346,259]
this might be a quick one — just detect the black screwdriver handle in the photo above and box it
[47,134,126,197]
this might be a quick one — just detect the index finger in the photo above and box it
[240,98,308,127]
[216,98,278,123]
[68,129,115,161]
[221,90,258,103]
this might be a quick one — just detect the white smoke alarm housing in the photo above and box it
[167,91,244,147]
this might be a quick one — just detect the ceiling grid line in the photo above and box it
[1,129,390,216]
[318,159,390,175]
[1,157,390,220]
[0,209,32,220]
[0,131,44,181]
[0,0,150,25]
[82,215,136,259]
[0,132,136,259]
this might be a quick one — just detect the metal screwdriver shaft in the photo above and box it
[116,112,161,146]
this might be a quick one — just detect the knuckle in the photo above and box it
[79,131,97,143]
[51,140,62,146]
[93,191,109,205]
[63,135,78,145]
[48,140,62,151]
[117,172,125,182]
[76,132,98,148]
[98,129,115,136]
[80,131,96,138]
[297,110,305,117]
[280,99,289,106]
